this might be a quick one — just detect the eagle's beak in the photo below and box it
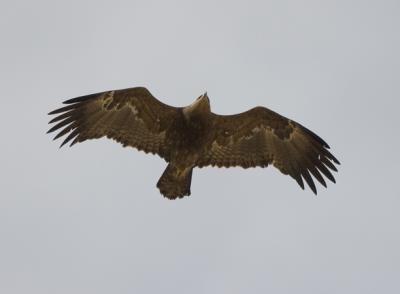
[202,92,209,102]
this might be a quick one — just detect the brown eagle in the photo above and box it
[48,87,339,199]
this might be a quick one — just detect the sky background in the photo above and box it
[1,0,399,293]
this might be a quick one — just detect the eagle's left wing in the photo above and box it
[47,87,179,161]
[197,107,340,194]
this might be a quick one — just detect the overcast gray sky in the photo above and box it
[1,0,399,293]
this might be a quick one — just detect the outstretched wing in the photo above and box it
[197,107,340,194]
[47,87,179,160]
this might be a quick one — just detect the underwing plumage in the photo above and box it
[48,87,340,199]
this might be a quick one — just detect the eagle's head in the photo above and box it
[183,92,211,119]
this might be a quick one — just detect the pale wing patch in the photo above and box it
[244,126,262,139]
[127,102,139,115]
[101,91,115,109]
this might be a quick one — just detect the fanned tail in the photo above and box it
[157,164,193,199]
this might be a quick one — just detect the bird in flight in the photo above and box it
[48,87,339,199]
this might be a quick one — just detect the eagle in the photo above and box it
[48,87,339,199]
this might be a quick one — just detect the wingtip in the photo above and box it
[48,109,58,115]
[69,137,79,147]
[63,98,78,104]
[294,176,305,190]
[59,140,68,148]
[63,92,100,104]
[310,186,317,195]
[47,125,58,134]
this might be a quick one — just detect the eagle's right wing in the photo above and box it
[47,87,179,161]
[198,107,340,194]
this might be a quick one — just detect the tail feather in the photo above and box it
[157,164,193,199]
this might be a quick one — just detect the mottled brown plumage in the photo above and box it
[48,87,340,199]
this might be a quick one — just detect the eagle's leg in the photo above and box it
[156,164,193,199]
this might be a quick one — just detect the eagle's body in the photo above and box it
[48,87,339,199]
[156,95,214,197]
